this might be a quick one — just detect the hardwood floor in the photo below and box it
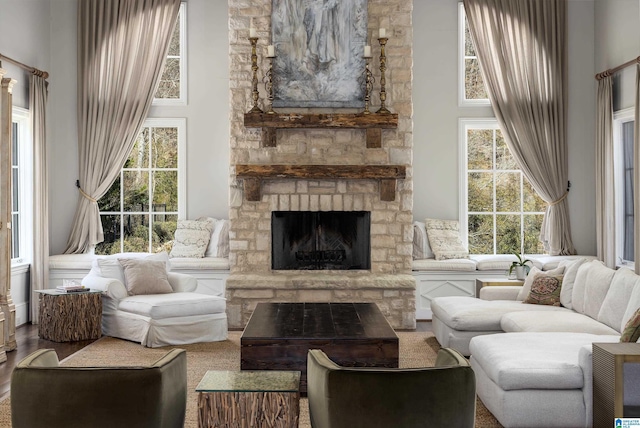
[0,323,96,401]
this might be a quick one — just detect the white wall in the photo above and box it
[412,0,598,255]
[47,0,231,254]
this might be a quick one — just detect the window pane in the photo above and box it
[11,214,19,259]
[468,214,493,254]
[99,176,122,212]
[464,19,475,56]
[152,170,178,211]
[168,12,180,56]
[125,128,149,169]
[495,131,517,170]
[523,179,547,212]
[12,168,19,212]
[123,171,149,212]
[123,214,150,252]
[468,172,493,212]
[496,172,520,212]
[12,123,18,165]
[467,129,493,170]
[496,214,521,254]
[465,58,488,100]
[152,127,178,168]
[96,215,121,255]
[153,214,177,252]
[155,58,180,99]
[524,214,544,254]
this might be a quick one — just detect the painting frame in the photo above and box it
[271,0,368,108]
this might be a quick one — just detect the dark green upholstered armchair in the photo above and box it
[307,347,476,428]
[11,348,187,428]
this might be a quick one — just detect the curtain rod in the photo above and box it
[0,53,49,79]
[595,56,640,80]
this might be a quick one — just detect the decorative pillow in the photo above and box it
[209,219,230,258]
[170,219,215,258]
[620,308,640,343]
[118,259,173,295]
[516,266,565,301]
[94,252,170,284]
[424,218,468,261]
[523,274,564,306]
[412,221,434,260]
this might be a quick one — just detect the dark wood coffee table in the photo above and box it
[241,302,399,394]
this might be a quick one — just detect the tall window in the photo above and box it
[458,3,489,106]
[153,2,186,105]
[96,118,186,255]
[614,108,635,265]
[11,108,32,263]
[461,119,547,255]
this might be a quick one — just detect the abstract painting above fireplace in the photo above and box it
[271,211,371,270]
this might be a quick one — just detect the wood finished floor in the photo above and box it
[0,321,432,401]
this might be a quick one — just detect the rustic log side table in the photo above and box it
[196,370,300,428]
[35,290,102,342]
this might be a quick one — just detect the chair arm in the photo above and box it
[82,274,128,300]
[435,347,470,367]
[168,272,197,292]
[17,349,59,368]
[479,285,522,301]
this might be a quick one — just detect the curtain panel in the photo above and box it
[595,75,615,268]
[64,0,181,254]
[30,75,49,323]
[463,0,576,255]
[635,65,640,274]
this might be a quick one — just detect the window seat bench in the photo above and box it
[412,254,597,320]
[49,254,230,297]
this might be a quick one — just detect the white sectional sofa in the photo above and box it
[431,259,640,427]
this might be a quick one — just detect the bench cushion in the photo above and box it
[169,257,230,270]
[471,255,543,271]
[469,333,620,390]
[412,258,476,271]
[118,292,226,319]
[501,311,619,335]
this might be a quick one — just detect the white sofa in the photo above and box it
[82,253,228,347]
[432,259,640,427]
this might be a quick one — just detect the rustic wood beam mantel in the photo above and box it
[244,112,398,148]
[236,164,407,202]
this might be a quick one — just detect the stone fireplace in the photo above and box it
[227,0,415,330]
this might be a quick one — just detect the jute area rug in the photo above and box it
[0,331,502,427]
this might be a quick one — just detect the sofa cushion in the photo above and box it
[583,261,615,319]
[118,259,173,295]
[469,332,621,390]
[622,281,640,333]
[620,308,640,343]
[559,258,587,309]
[412,221,434,260]
[598,268,640,332]
[516,266,564,301]
[523,274,563,306]
[571,261,594,314]
[412,258,476,272]
[118,292,226,319]
[500,311,620,335]
[425,219,468,260]
[430,296,570,331]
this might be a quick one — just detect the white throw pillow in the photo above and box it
[209,219,230,258]
[582,260,615,319]
[170,219,215,258]
[516,265,565,301]
[558,258,587,309]
[424,218,468,261]
[412,221,434,260]
[94,252,170,284]
[571,261,594,314]
[598,268,639,332]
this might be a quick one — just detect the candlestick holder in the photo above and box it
[248,36,263,113]
[263,55,275,114]
[376,37,391,114]
[363,56,374,114]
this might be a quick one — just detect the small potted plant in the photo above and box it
[509,253,532,280]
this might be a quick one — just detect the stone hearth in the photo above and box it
[227,0,415,330]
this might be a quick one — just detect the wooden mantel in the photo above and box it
[244,112,398,148]
[236,164,407,202]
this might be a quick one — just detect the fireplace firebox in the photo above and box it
[271,211,371,270]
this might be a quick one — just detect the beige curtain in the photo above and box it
[635,65,640,274]
[29,75,49,323]
[64,0,180,254]
[595,75,615,268]
[464,0,576,255]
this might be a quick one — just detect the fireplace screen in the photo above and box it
[271,211,371,270]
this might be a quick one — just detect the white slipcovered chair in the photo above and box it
[82,252,228,347]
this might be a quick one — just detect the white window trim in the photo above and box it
[613,106,635,268]
[153,2,187,106]
[11,107,33,266]
[458,2,491,107]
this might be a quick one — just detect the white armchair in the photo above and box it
[83,253,227,347]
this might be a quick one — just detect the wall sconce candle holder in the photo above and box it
[376,37,391,114]
[248,36,263,113]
